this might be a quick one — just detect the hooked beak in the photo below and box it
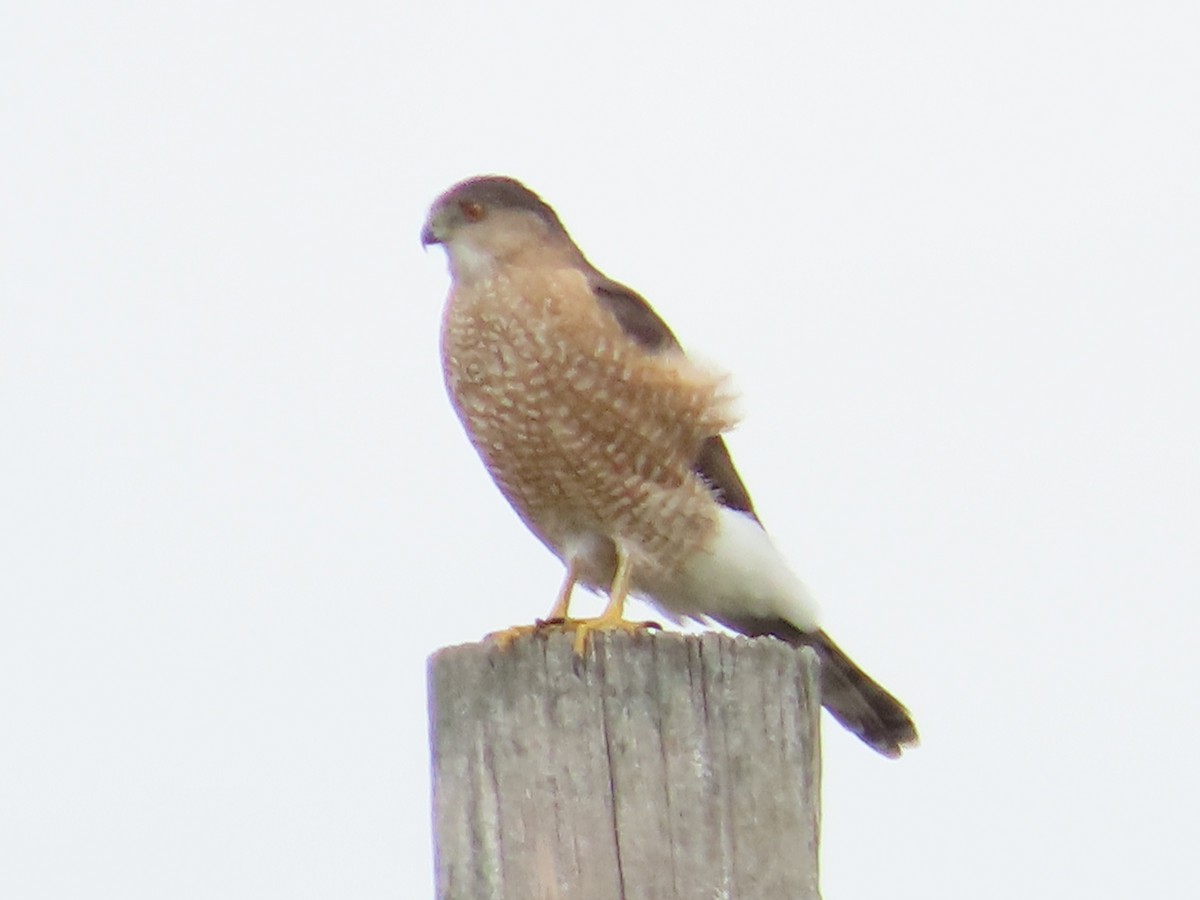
[421,207,446,247]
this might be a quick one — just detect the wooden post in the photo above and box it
[428,630,822,900]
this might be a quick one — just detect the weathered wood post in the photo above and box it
[429,630,822,899]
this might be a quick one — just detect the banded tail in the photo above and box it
[718,617,918,758]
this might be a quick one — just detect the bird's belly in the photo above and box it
[441,281,722,587]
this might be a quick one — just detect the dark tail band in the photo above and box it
[716,617,918,758]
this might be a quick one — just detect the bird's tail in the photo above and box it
[804,628,918,758]
[716,617,918,758]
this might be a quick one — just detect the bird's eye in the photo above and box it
[460,201,486,222]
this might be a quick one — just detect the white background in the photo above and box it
[3,2,1198,897]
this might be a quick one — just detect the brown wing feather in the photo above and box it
[588,274,759,521]
[694,435,758,519]
[590,277,680,352]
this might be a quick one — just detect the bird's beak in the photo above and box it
[420,213,442,248]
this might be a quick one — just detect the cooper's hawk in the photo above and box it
[423,175,918,758]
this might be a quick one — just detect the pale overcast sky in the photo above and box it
[3,2,1198,898]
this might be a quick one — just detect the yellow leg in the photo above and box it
[570,546,657,655]
[544,561,578,622]
[487,560,578,650]
[487,550,659,654]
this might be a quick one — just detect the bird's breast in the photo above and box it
[439,269,734,585]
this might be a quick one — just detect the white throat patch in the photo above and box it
[447,239,499,282]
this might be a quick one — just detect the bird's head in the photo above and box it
[421,176,579,278]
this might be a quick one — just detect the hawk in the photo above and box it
[422,175,918,757]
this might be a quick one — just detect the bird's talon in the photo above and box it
[485,623,540,650]
[569,617,659,656]
[487,616,596,649]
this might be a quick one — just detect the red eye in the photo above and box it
[460,201,485,222]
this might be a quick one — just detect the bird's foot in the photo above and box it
[485,616,592,650]
[485,620,559,651]
[565,613,661,656]
[485,616,661,655]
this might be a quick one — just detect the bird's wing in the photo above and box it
[590,277,681,352]
[589,275,761,521]
[692,433,758,519]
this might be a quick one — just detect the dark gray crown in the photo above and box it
[434,176,565,232]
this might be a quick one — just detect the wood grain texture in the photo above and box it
[429,630,821,900]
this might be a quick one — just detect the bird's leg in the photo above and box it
[570,545,659,655]
[487,552,658,654]
[486,560,579,650]
[541,560,578,623]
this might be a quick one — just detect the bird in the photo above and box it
[422,175,918,758]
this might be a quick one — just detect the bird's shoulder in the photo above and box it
[586,273,682,353]
[584,270,760,521]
